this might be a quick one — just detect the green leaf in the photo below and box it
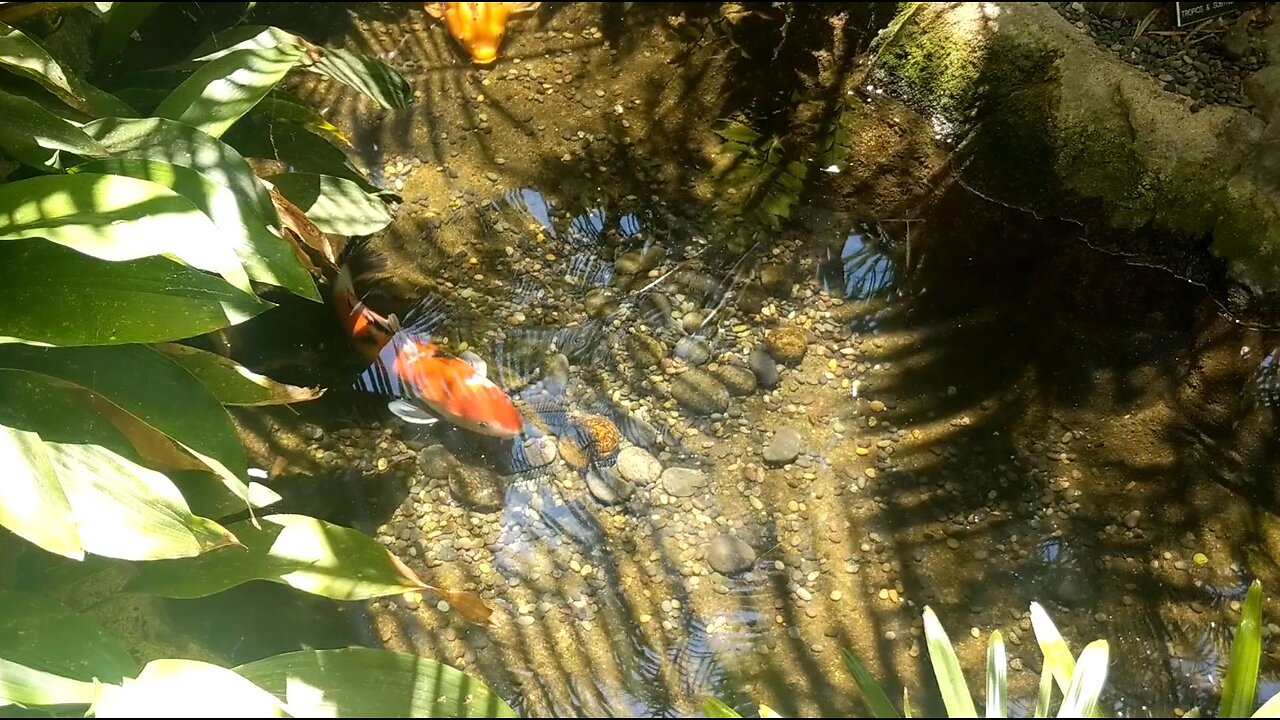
[189,25,308,63]
[1057,640,1108,718]
[841,649,901,718]
[267,172,391,235]
[0,21,134,117]
[715,120,761,145]
[0,657,100,707]
[1221,581,1264,718]
[153,343,324,406]
[1033,654,1053,718]
[759,706,782,718]
[98,1,162,60]
[92,659,288,718]
[0,371,237,561]
[0,172,252,294]
[155,44,305,139]
[225,112,375,191]
[126,514,431,601]
[235,648,518,718]
[704,698,743,718]
[169,470,281,521]
[987,630,1006,718]
[0,239,271,346]
[1253,691,1280,718]
[83,116,277,227]
[73,157,319,301]
[0,88,107,170]
[255,95,350,148]
[0,344,254,506]
[1030,602,1076,697]
[922,607,977,718]
[902,688,913,719]
[308,46,410,110]
[0,591,138,684]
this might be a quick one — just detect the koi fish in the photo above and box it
[332,242,524,439]
[423,1,542,65]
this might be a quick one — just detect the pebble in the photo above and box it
[617,446,662,485]
[707,533,757,576]
[418,444,456,479]
[764,325,809,365]
[586,466,635,505]
[628,333,668,368]
[670,368,730,416]
[661,467,708,497]
[1123,510,1142,529]
[714,364,758,396]
[763,427,804,466]
[523,437,558,467]
[448,465,506,513]
[748,345,780,389]
[674,336,712,366]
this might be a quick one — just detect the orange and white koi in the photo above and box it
[332,245,524,439]
[423,2,542,65]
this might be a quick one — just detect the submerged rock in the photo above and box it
[674,336,712,365]
[586,466,635,505]
[617,446,662,484]
[763,427,804,465]
[615,245,665,276]
[749,345,780,389]
[765,325,809,365]
[661,467,707,497]
[628,332,668,368]
[418,444,456,480]
[670,368,730,415]
[714,364,758,396]
[708,533,757,576]
[449,466,507,513]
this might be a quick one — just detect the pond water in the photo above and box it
[157,3,1280,718]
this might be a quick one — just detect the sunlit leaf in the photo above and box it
[153,343,323,406]
[98,1,161,60]
[1033,639,1054,717]
[0,344,255,507]
[703,698,743,718]
[759,705,783,718]
[1057,640,1108,718]
[1253,690,1280,718]
[226,112,375,191]
[267,172,392,236]
[0,591,138,684]
[922,607,977,718]
[0,657,100,707]
[842,649,901,718]
[0,21,133,116]
[84,116,277,227]
[255,95,350,148]
[127,514,493,624]
[714,119,761,145]
[92,659,288,718]
[0,239,270,346]
[1031,602,1076,697]
[235,648,517,718]
[155,44,305,139]
[903,688,913,719]
[189,25,314,63]
[169,470,281,521]
[308,46,410,110]
[1221,581,1264,718]
[0,172,251,293]
[0,371,237,561]
[987,630,1007,718]
[0,88,106,170]
[73,157,319,301]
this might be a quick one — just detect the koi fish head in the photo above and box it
[423,2,541,65]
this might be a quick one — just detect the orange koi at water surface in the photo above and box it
[423,2,542,64]
[332,241,523,439]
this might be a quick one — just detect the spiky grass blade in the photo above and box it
[923,607,978,718]
[842,649,901,718]
[1220,581,1264,718]
[1057,640,1108,718]
[987,630,1007,718]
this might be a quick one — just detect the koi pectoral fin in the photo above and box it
[388,399,439,425]
[459,350,488,378]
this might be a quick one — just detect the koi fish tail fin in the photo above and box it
[397,294,451,338]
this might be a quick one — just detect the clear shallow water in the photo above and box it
[154,3,1280,718]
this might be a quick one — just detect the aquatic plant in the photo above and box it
[0,3,511,716]
[711,118,808,231]
[706,581,1280,718]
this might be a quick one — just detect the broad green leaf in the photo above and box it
[704,699,743,718]
[92,659,288,718]
[127,514,430,601]
[715,120,761,145]
[73,158,319,301]
[0,172,251,293]
[0,239,270,346]
[922,607,977,718]
[1033,647,1053,718]
[1030,602,1076,697]
[267,172,392,235]
[189,25,309,63]
[1253,690,1280,718]
[841,649,900,718]
[255,95,350,148]
[0,591,138,684]
[987,630,1007,718]
[169,470,281,521]
[155,44,305,139]
[84,116,277,226]
[235,648,518,718]
[98,1,162,60]
[0,21,134,117]
[0,370,237,561]
[1221,581,1264,718]
[759,706,782,718]
[1057,640,1108,718]
[226,113,375,191]
[0,657,100,707]
[308,46,410,110]
[0,88,106,170]
[153,343,324,406]
[0,344,254,506]
[1185,710,1202,718]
